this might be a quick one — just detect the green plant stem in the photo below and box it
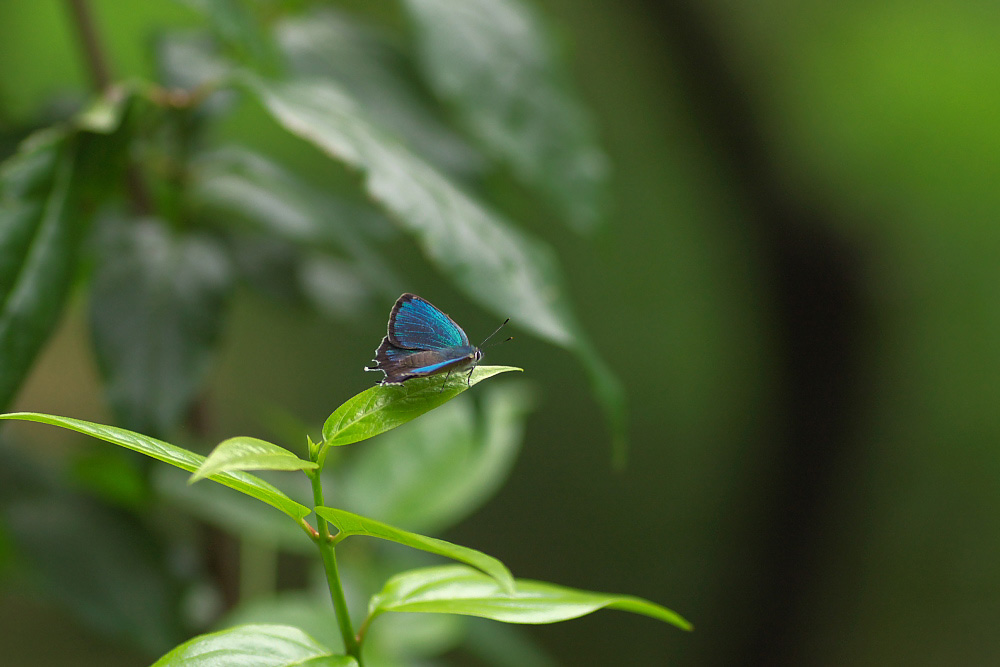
[65,0,153,216]
[309,470,362,663]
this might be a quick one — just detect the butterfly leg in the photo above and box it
[465,365,475,387]
[439,368,454,393]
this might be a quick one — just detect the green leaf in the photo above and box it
[0,133,81,412]
[0,107,127,414]
[322,365,521,447]
[5,496,182,653]
[315,506,514,593]
[221,593,345,654]
[191,436,317,483]
[402,0,609,232]
[460,619,559,667]
[0,412,312,520]
[155,466,312,553]
[276,8,483,175]
[186,147,400,297]
[151,624,357,667]
[89,217,233,436]
[221,592,466,666]
[178,0,279,73]
[369,565,692,632]
[337,382,534,533]
[0,89,135,412]
[245,74,627,462]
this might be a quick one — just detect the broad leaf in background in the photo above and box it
[177,0,279,74]
[0,412,312,520]
[368,565,692,631]
[402,0,609,233]
[5,496,182,653]
[460,619,559,667]
[156,29,233,93]
[315,506,514,592]
[322,365,521,447]
[0,92,132,412]
[151,623,357,667]
[191,435,317,482]
[155,466,312,554]
[246,75,627,460]
[337,383,533,533]
[221,594,344,655]
[220,588,466,664]
[277,8,483,176]
[186,146,399,300]
[89,217,232,437]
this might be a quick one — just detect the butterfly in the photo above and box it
[366,293,508,386]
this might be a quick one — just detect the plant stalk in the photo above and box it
[65,0,154,216]
[66,0,112,91]
[310,470,362,663]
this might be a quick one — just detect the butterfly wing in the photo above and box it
[367,294,478,384]
[370,336,477,384]
[388,293,470,350]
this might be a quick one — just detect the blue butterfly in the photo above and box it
[366,293,508,385]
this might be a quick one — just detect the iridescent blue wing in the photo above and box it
[387,293,470,351]
[366,294,480,384]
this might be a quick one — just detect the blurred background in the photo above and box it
[2,0,999,665]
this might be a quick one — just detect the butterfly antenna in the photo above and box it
[479,318,511,348]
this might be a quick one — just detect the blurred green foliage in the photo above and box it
[2,0,1000,665]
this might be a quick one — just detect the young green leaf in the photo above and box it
[322,365,521,447]
[151,623,356,667]
[245,74,627,462]
[337,382,534,534]
[368,565,692,632]
[0,413,311,520]
[402,0,608,233]
[316,507,514,594]
[89,218,233,437]
[190,436,317,483]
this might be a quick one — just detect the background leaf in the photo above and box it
[88,216,233,437]
[368,565,692,631]
[0,91,131,412]
[154,466,312,554]
[151,623,356,667]
[0,412,311,520]
[220,589,469,665]
[0,133,79,412]
[186,146,399,300]
[402,0,608,232]
[246,75,626,458]
[321,365,521,447]
[315,506,514,593]
[4,496,182,654]
[276,7,483,176]
[176,0,278,73]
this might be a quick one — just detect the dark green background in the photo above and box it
[2,1,999,664]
